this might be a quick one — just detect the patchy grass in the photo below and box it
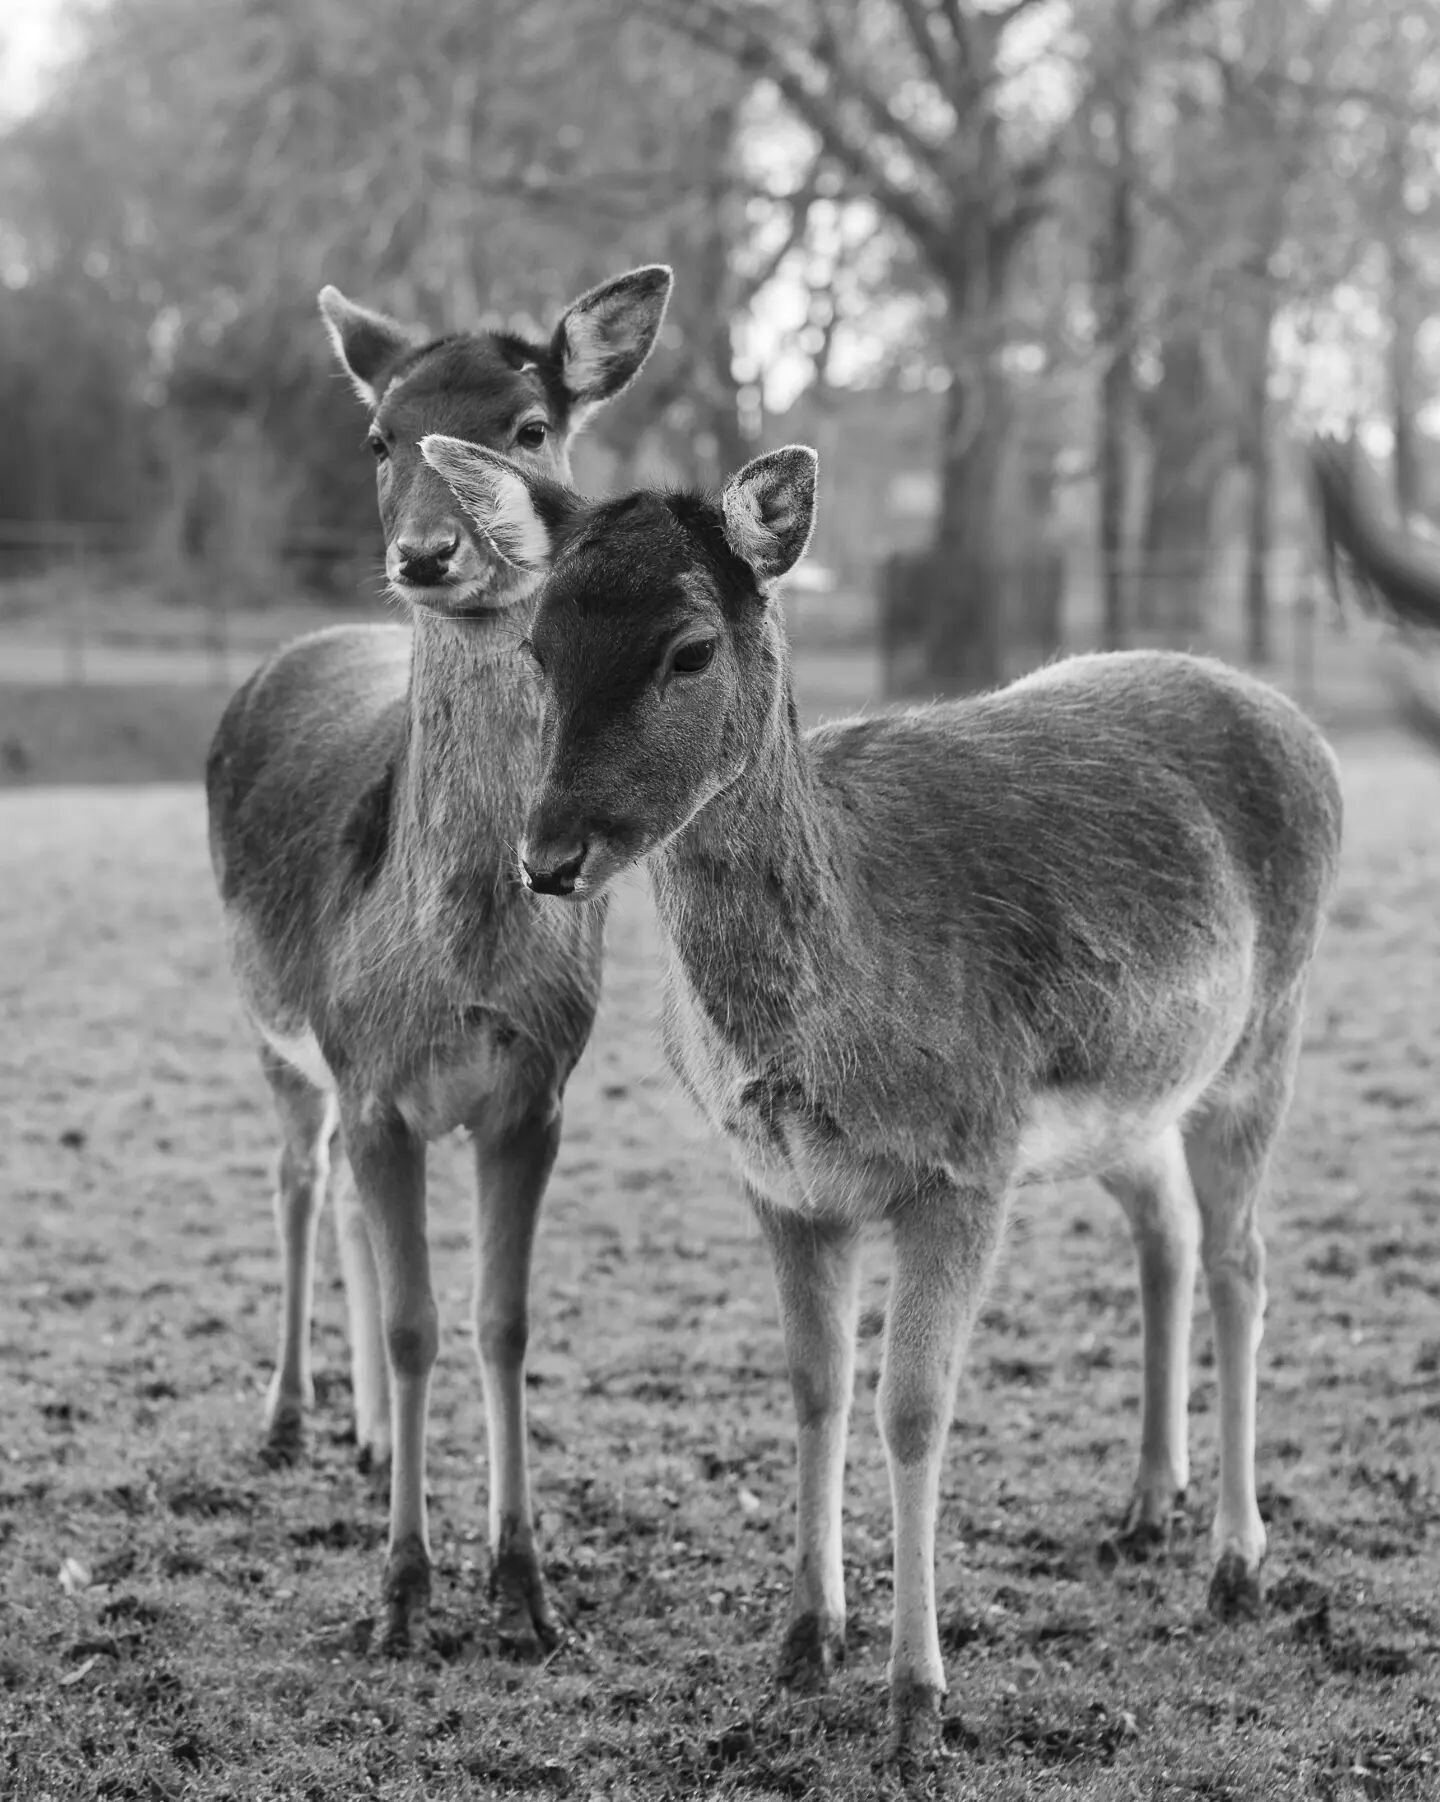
[0,685,230,787]
[2,733,1439,1800]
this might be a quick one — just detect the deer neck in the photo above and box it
[652,657,844,1047]
[392,606,539,880]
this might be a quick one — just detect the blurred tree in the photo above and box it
[4,0,1439,655]
[0,0,756,593]
[652,0,1083,690]
[1080,0,1440,656]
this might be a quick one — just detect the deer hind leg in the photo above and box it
[752,1198,864,1695]
[259,1045,338,1466]
[333,1162,392,1480]
[470,1098,563,1660]
[343,1109,437,1654]
[879,1180,1008,1764]
[1100,1125,1199,1556]
[1183,1017,1301,1623]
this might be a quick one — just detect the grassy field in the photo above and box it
[2,707,1439,1797]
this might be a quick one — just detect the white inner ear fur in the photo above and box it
[561,311,618,400]
[722,483,784,575]
[488,470,552,569]
[320,308,379,407]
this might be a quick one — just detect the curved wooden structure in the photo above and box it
[1309,435,1440,630]
[1309,436,1440,749]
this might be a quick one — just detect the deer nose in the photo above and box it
[522,841,588,897]
[395,532,460,586]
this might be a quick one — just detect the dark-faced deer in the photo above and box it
[420,437,1343,1758]
[205,265,672,1657]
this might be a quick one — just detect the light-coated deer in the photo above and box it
[420,437,1343,1758]
[205,265,672,1657]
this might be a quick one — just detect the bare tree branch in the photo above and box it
[989,0,1057,30]
[810,2,954,179]
[891,0,957,96]
[936,0,974,69]
[654,0,952,269]
[737,155,825,302]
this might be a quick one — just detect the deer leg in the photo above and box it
[259,1046,337,1466]
[879,1180,1007,1765]
[1100,1126,1198,1556]
[470,1098,562,1660]
[1184,1023,1299,1623]
[753,1198,863,1694]
[343,1110,437,1654]
[333,1162,392,1480]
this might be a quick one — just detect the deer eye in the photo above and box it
[670,637,717,676]
[367,431,389,462]
[516,421,548,451]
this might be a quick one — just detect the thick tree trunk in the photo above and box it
[1237,257,1279,666]
[1242,393,1272,666]
[924,353,1012,691]
[1092,0,1137,653]
[1095,152,1134,649]
[1139,331,1227,640]
[1388,236,1421,524]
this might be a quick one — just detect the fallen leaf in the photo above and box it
[59,1556,92,1594]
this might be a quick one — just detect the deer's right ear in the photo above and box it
[421,436,573,572]
[552,265,673,419]
[721,447,818,586]
[318,287,420,407]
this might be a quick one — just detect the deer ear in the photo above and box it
[552,265,673,419]
[318,287,421,407]
[420,436,563,572]
[720,447,818,585]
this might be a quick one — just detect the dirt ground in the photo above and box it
[2,719,1438,1799]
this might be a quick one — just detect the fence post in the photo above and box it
[209,581,231,689]
[65,525,88,685]
[1293,579,1317,714]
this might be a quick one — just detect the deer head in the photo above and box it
[319,266,672,615]
[419,440,818,897]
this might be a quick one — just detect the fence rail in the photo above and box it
[0,523,1398,735]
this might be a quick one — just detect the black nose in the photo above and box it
[396,534,460,587]
[523,843,587,897]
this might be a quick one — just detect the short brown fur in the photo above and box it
[424,441,1344,1759]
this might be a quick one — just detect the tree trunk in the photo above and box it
[1093,80,1135,651]
[924,351,1012,691]
[1236,247,1280,666]
[1139,331,1227,640]
[1387,235,1421,524]
[1242,382,1273,666]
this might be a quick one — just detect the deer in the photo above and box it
[418,435,1344,1761]
[204,264,673,1659]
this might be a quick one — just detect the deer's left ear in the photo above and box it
[552,265,673,419]
[421,437,576,571]
[720,446,818,585]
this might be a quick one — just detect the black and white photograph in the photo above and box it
[1,1,1437,1796]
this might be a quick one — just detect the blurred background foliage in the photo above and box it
[1,0,1438,691]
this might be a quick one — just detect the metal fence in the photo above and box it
[0,521,1395,735]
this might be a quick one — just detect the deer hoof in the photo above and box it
[490,1543,560,1661]
[776,1612,845,1694]
[379,1534,431,1655]
[1208,1549,1263,1622]
[260,1406,306,1469]
[880,1677,945,1771]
